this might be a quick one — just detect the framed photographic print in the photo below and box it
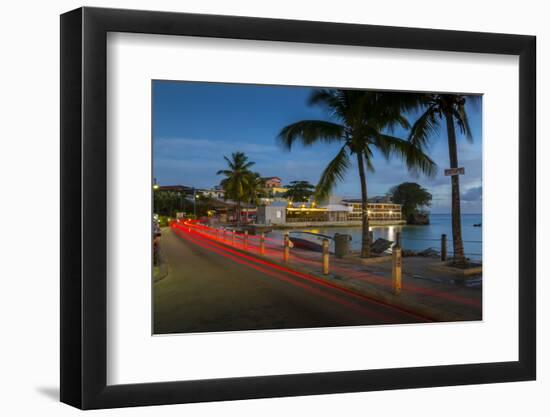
[60,6,536,409]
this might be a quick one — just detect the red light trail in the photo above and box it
[174,220,479,310]
[172,222,434,323]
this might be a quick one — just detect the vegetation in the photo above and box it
[409,94,479,265]
[283,180,316,202]
[217,152,261,225]
[279,89,436,257]
[153,190,187,217]
[389,182,432,223]
[153,190,216,219]
[243,172,267,206]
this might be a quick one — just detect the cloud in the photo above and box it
[154,137,279,159]
[462,186,482,201]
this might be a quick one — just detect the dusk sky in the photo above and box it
[153,81,482,214]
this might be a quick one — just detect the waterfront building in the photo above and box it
[256,202,287,225]
[286,202,328,223]
[256,197,403,226]
[342,198,403,222]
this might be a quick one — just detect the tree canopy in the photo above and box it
[217,151,262,224]
[389,182,432,221]
[278,88,436,257]
[283,180,315,202]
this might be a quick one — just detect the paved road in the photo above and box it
[153,227,425,334]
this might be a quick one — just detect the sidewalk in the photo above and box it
[268,246,481,322]
[174,222,482,322]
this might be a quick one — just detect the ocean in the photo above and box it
[270,213,482,261]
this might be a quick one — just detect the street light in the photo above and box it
[152,179,159,216]
[193,188,197,218]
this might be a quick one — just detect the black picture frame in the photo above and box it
[60,6,536,410]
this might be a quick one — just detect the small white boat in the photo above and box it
[288,231,334,252]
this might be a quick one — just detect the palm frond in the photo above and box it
[408,105,440,149]
[314,145,351,200]
[277,120,345,150]
[216,169,233,176]
[376,134,437,177]
[308,89,346,116]
[453,106,474,142]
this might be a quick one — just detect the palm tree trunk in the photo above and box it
[356,152,371,258]
[444,112,466,265]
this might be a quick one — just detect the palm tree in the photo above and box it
[409,94,479,266]
[217,152,256,225]
[279,89,436,257]
[244,172,267,206]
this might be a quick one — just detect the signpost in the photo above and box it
[444,167,465,176]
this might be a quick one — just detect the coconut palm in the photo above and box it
[279,89,436,257]
[217,152,256,225]
[244,172,267,206]
[409,94,479,265]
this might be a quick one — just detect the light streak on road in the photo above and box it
[172,222,432,323]
[173,220,479,309]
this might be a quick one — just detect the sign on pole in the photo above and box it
[444,167,465,176]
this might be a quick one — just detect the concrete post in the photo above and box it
[231,230,235,245]
[369,230,374,246]
[260,232,265,255]
[283,233,290,263]
[244,230,248,249]
[441,234,447,261]
[322,238,329,275]
[392,234,402,295]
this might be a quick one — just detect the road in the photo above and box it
[153,227,425,334]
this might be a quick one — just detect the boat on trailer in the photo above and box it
[288,231,334,252]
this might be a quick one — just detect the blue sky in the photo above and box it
[153,81,482,214]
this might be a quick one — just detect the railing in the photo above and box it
[172,219,330,274]
[171,220,481,297]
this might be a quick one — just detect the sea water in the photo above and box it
[270,213,482,261]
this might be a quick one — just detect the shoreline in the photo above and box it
[262,220,407,229]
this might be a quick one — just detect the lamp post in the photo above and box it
[153,178,159,215]
[193,188,197,218]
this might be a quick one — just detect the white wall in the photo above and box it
[0,0,546,415]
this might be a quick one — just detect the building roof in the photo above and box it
[342,197,398,204]
[321,204,353,212]
[157,185,194,193]
[269,201,289,207]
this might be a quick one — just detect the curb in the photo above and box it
[428,262,483,277]
[153,263,169,282]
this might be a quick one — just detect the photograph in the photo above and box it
[152,81,483,334]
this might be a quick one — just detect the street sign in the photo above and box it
[444,167,465,176]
